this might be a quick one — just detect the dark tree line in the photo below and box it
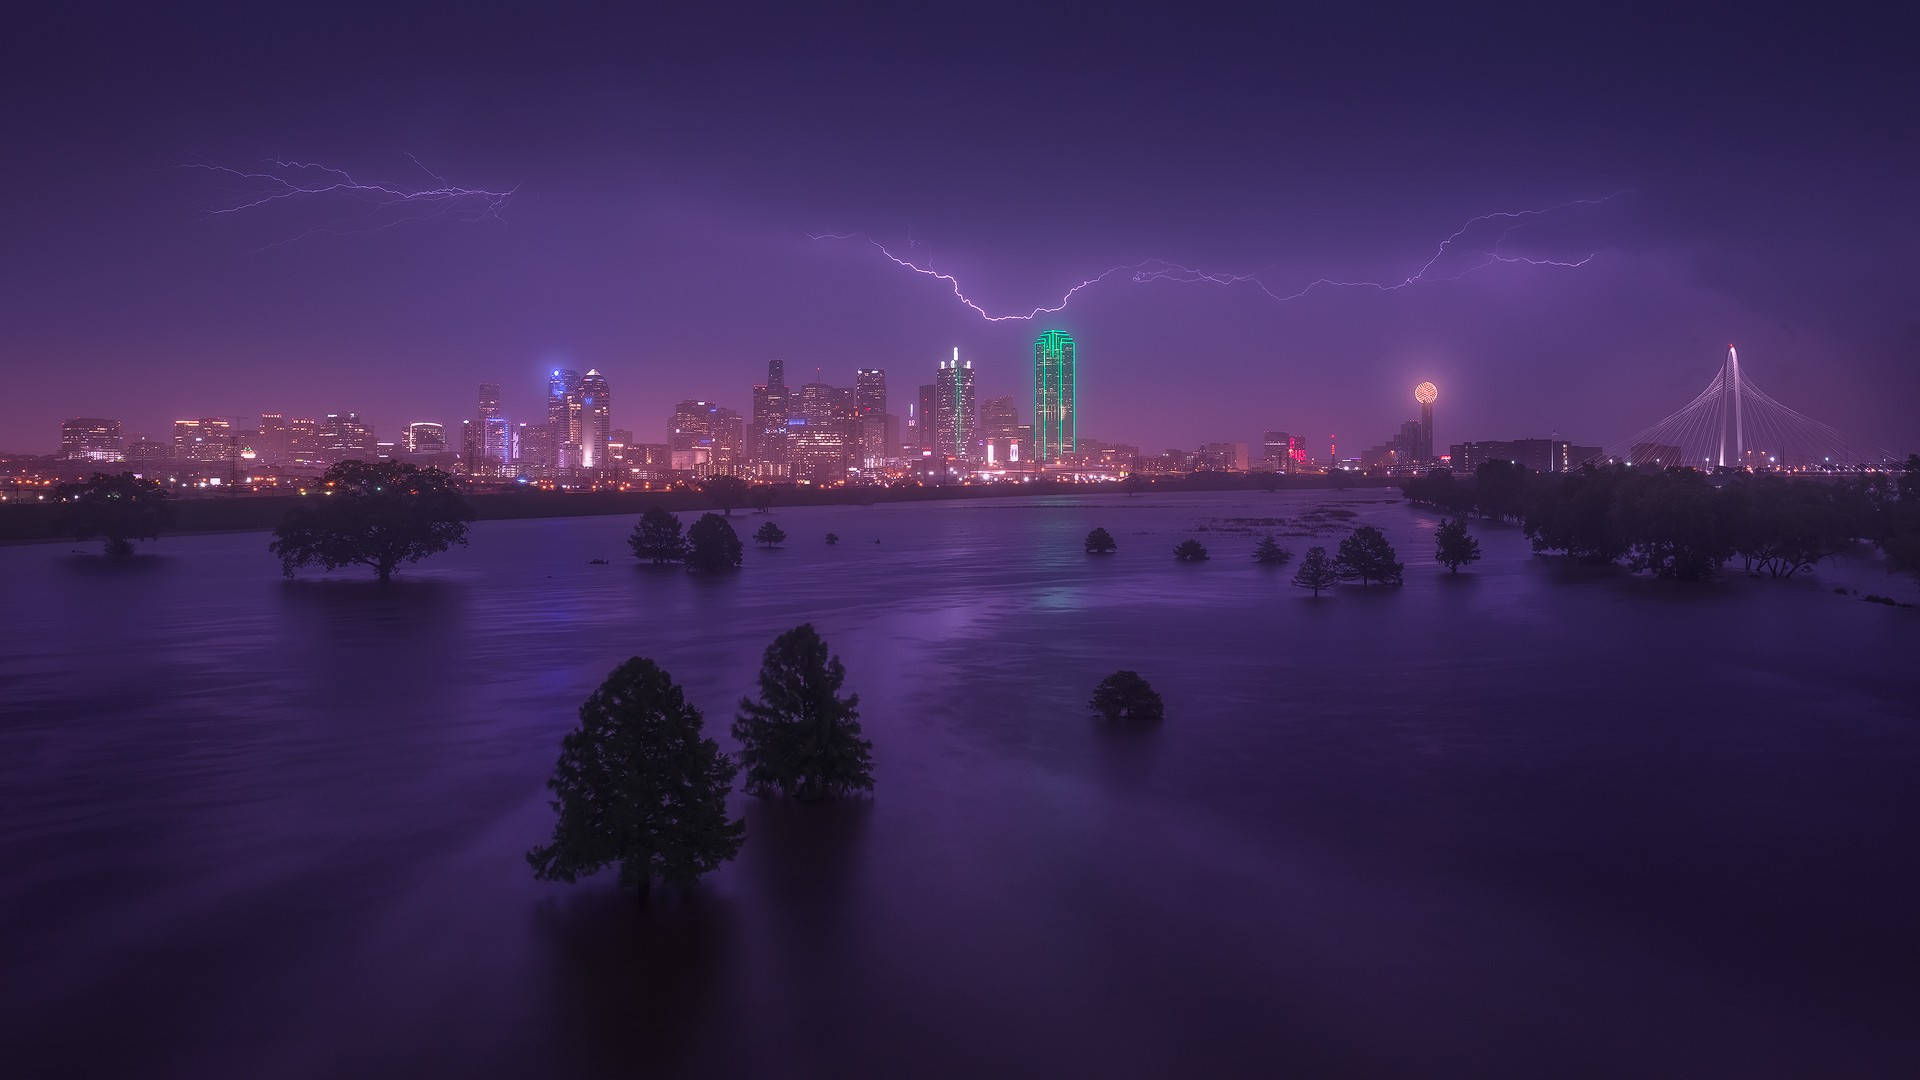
[56,472,173,556]
[1403,458,1920,582]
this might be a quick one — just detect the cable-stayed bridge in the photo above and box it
[1602,346,1893,471]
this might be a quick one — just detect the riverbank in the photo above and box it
[0,473,1398,544]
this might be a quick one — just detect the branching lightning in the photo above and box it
[809,194,1622,322]
[185,158,515,247]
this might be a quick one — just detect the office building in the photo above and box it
[61,418,124,462]
[547,368,583,468]
[406,422,447,455]
[750,359,790,472]
[855,368,888,465]
[934,349,976,462]
[981,395,1020,466]
[173,417,232,464]
[318,412,374,464]
[1033,329,1076,463]
[579,369,611,469]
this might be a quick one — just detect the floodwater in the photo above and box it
[3,490,1916,1078]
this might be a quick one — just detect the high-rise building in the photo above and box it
[477,383,509,474]
[318,412,374,464]
[289,417,323,469]
[1033,329,1076,463]
[1198,442,1250,471]
[934,349,976,462]
[981,395,1020,466]
[580,369,611,469]
[854,368,888,466]
[60,418,124,462]
[547,368,583,469]
[750,359,790,473]
[670,400,740,474]
[255,413,289,467]
[173,417,232,465]
[789,383,852,483]
[406,422,447,454]
[126,435,170,466]
[914,383,936,453]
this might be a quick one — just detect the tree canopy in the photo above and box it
[701,475,750,515]
[1090,670,1163,726]
[55,472,172,556]
[1085,527,1117,554]
[1253,535,1292,565]
[268,461,473,581]
[1291,546,1337,595]
[732,624,874,800]
[628,506,686,564]
[527,658,744,903]
[1173,538,1209,562]
[1435,517,1482,574]
[1335,526,1404,585]
[685,513,743,572]
[754,521,787,547]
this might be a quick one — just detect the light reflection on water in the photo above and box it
[2,490,1916,1077]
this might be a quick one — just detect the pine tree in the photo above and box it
[1291,546,1338,595]
[527,658,745,904]
[1435,516,1482,574]
[733,624,874,800]
[628,506,686,564]
[1253,535,1293,565]
[1085,527,1118,554]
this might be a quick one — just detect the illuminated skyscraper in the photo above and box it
[477,383,509,474]
[855,368,888,465]
[934,349,976,461]
[580,369,611,468]
[750,359,790,472]
[914,383,936,453]
[255,413,289,466]
[1033,329,1076,463]
[406,422,447,454]
[173,417,232,464]
[547,368,582,468]
[60,418,124,462]
[1415,382,1437,463]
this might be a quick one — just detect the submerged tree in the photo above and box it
[701,475,750,515]
[527,658,744,905]
[685,513,743,572]
[1253,535,1292,565]
[753,521,787,547]
[628,506,686,564]
[1085,527,1118,554]
[269,461,473,581]
[1090,670,1164,726]
[825,532,840,545]
[1174,538,1210,562]
[55,472,173,556]
[749,484,780,514]
[733,624,874,800]
[1434,517,1482,574]
[1291,546,1338,596]
[1335,525,1404,585]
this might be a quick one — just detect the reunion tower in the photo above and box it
[1414,381,1438,462]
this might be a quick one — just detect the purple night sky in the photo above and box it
[3,6,1915,457]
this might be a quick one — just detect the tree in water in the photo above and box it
[733,624,874,800]
[1090,670,1163,726]
[269,461,473,581]
[1335,525,1404,585]
[1123,475,1147,497]
[628,506,686,564]
[749,484,779,514]
[55,472,173,556]
[527,658,744,905]
[825,532,840,545]
[701,475,750,515]
[754,521,787,547]
[1253,535,1292,565]
[685,513,743,572]
[1085,527,1117,554]
[1173,538,1210,562]
[1434,517,1482,574]
[1291,546,1338,595]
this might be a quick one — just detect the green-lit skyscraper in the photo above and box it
[1033,330,1076,462]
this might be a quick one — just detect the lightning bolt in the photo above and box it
[810,193,1622,322]
[185,158,515,248]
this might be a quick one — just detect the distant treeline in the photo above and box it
[1402,458,1920,582]
[0,470,1394,543]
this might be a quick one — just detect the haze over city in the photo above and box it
[6,7,1919,1079]
[4,7,1916,457]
